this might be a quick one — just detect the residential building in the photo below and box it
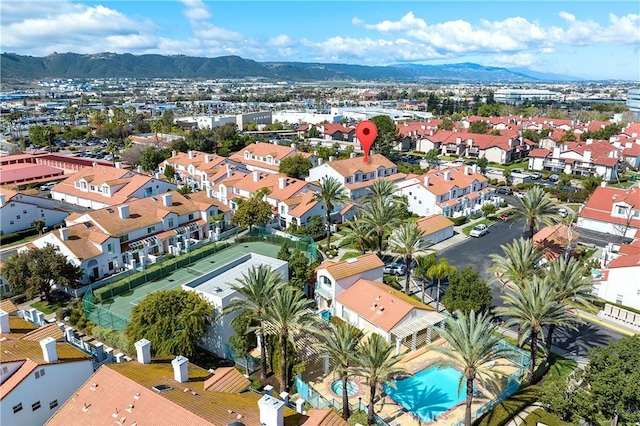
[335,279,444,355]
[414,214,455,245]
[315,123,355,141]
[527,140,621,181]
[235,111,272,131]
[159,150,246,191]
[228,142,317,175]
[46,340,347,426]
[494,89,564,104]
[27,190,225,284]
[314,253,384,314]
[533,224,580,262]
[598,235,640,309]
[182,253,288,358]
[307,153,403,200]
[50,164,177,209]
[0,314,94,426]
[0,188,69,235]
[395,166,494,218]
[577,186,640,240]
[277,190,324,229]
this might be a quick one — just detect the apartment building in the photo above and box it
[0,188,69,235]
[50,164,176,209]
[228,142,317,175]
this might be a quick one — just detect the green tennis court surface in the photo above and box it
[98,241,279,320]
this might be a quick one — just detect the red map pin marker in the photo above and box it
[356,120,378,163]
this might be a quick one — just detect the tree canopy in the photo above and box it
[370,115,400,156]
[125,288,212,359]
[441,266,492,314]
[139,146,167,173]
[468,120,491,134]
[1,245,82,303]
[279,154,313,179]
[231,191,273,231]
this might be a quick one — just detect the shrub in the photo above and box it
[451,216,468,226]
[56,306,72,321]
[69,310,80,326]
[348,411,368,425]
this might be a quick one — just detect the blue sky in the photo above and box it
[1,1,639,80]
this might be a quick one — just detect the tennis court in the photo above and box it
[94,241,279,321]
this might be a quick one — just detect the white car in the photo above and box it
[469,224,489,237]
[558,208,568,218]
[39,183,55,191]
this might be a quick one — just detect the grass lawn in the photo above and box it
[339,251,362,262]
[566,203,582,213]
[462,218,492,236]
[0,229,41,248]
[30,300,66,314]
[474,386,540,426]
[522,408,571,426]
[609,181,635,189]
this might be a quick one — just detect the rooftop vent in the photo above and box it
[213,286,223,292]
[152,384,173,393]
[346,258,358,264]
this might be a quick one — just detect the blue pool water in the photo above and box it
[331,379,358,397]
[383,367,470,423]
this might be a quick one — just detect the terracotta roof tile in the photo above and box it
[0,299,19,314]
[20,323,65,342]
[202,367,250,393]
[0,359,38,400]
[336,279,433,332]
[0,339,90,365]
[415,214,455,235]
[325,154,396,178]
[316,253,383,280]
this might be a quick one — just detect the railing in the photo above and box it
[314,283,333,300]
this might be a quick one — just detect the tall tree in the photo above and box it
[278,155,313,179]
[441,266,492,315]
[428,257,457,312]
[496,276,578,382]
[543,257,594,361]
[313,321,364,420]
[1,245,82,303]
[353,333,408,425]
[139,146,166,173]
[489,237,543,290]
[312,177,349,251]
[512,186,560,239]
[414,253,437,303]
[223,265,284,379]
[263,286,319,392]
[125,289,212,359]
[370,115,400,156]
[361,197,404,257]
[231,189,273,231]
[387,222,430,294]
[432,311,517,426]
[341,215,373,254]
[476,157,489,173]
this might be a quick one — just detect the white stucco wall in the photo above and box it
[595,265,640,310]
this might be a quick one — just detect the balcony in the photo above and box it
[314,282,333,300]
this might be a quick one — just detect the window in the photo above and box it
[35,368,45,379]
[119,234,129,243]
[107,243,113,253]
[16,215,21,220]
[168,218,174,228]
[188,214,194,220]
[616,294,624,304]
[23,210,27,214]
[13,403,22,414]
[108,261,114,270]
[49,400,58,410]
[147,226,156,233]
[32,401,41,411]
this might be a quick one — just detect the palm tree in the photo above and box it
[428,257,457,312]
[414,253,437,303]
[312,177,349,251]
[361,197,403,257]
[222,265,284,379]
[366,179,405,206]
[263,286,319,392]
[495,276,578,383]
[489,237,543,290]
[512,186,560,239]
[431,311,518,426]
[341,215,373,255]
[387,222,430,294]
[314,322,364,419]
[543,257,594,360]
[352,333,408,426]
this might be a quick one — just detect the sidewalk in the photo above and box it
[576,309,638,336]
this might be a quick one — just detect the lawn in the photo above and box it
[339,251,362,262]
[31,300,66,314]
[522,408,571,426]
[474,386,540,426]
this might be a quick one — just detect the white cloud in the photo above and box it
[180,0,211,21]
[268,35,295,47]
[492,53,536,67]
[192,23,243,42]
[363,12,427,33]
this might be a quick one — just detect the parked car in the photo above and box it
[383,263,407,276]
[549,174,560,182]
[39,182,56,191]
[530,172,542,180]
[558,208,568,218]
[469,224,489,237]
[495,187,513,195]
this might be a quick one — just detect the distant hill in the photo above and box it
[0,52,583,82]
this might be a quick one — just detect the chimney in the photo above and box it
[253,170,260,182]
[172,356,189,383]
[205,155,210,164]
[59,227,69,241]
[0,309,9,333]
[584,150,592,162]
[134,339,151,364]
[258,394,285,426]
[329,156,336,162]
[172,150,176,157]
[188,151,194,160]
[465,166,471,176]
[423,176,430,186]
[162,193,172,207]
[278,177,287,190]
[317,158,324,166]
[291,143,297,150]
[114,162,122,169]
[444,171,451,181]
[137,165,142,174]
[350,152,357,159]
[226,164,232,178]
[118,205,130,219]
[586,138,593,145]
[155,172,161,180]
[40,337,58,363]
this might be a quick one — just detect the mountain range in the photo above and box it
[0,52,583,82]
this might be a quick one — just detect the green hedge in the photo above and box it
[451,216,468,226]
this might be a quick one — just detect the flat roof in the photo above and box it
[0,163,63,184]
[184,253,287,299]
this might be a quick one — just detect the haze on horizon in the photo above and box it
[1,0,639,81]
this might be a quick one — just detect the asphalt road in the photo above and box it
[427,214,626,358]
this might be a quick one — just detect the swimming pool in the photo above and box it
[383,366,470,423]
[330,379,359,397]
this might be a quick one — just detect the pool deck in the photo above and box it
[304,340,520,426]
